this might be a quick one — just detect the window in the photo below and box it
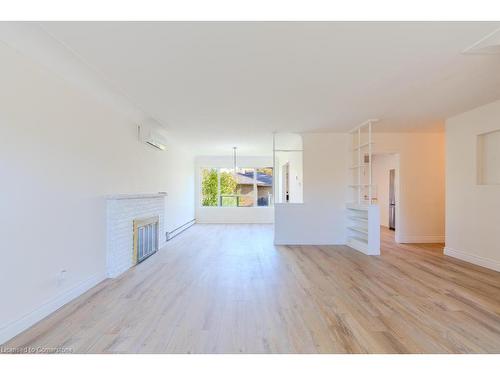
[219,168,238,206]
[200,167,273,207]
[256,168,273,206]
[234,168,255,207]
[201,168,218,206]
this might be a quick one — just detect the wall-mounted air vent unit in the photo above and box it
[138,121,167,151]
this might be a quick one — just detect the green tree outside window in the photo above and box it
[201,168,238,206]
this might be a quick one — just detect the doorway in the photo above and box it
[371,153,400,242]
[282,162,290,203]
[389,168,396,230]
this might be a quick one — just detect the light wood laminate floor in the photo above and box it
[5,224,500,353]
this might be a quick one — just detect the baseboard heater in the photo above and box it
[165,219,195,241]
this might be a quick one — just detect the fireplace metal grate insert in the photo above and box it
[133,216,159,264]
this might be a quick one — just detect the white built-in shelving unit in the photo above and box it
[346,119,380,255]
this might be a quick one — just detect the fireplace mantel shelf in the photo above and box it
[106,192,167,200]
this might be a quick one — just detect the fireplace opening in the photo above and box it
[133,216,160,264]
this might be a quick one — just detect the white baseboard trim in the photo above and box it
[0,272,105,345]
[398,235,445,244]
[444,247,500,272]
[196,220,274,224]
[274,239,346,246]
[107,264,131,279]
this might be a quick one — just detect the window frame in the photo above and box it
[199,166,273,208]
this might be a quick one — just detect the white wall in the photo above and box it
[372,132,445,243]
[195,155,274,223]
[372,154,398,227]
[275,132,445,245]
[275,133,349,244]
[445,99,500,272]
[0,42,195,343]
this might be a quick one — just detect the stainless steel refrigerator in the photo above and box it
[389,169,396,230]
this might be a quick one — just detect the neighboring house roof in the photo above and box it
[236,171,272,186]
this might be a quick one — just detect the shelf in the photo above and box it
[348,226,369,235]
[349,164,368,169]
[347,237,368,252]
[348,215,368,222]
[350,142,373,151]
[346,120,379,256]
[349,119,379,134]
[345,202,380,255]
[346,203,370,211]
[348,236,369,244]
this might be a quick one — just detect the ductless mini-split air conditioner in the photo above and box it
[138,121,167,151]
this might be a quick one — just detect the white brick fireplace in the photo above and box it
[106,193,167,278]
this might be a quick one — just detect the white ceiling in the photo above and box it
[36,22,500,155]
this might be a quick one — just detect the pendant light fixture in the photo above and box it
[233,146,238,174]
